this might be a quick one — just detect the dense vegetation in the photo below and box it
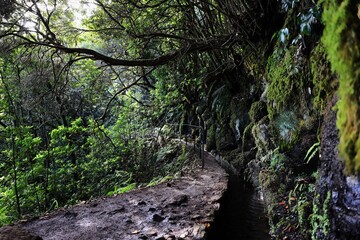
[0,0,359,239]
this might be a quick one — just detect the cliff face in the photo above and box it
[201,0,360,238]
[316,95,360,239]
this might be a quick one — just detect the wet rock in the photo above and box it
[153,214,165,222]
[64,211,78,218]
[215,126,236,151]
[148,207,156,212]
[167,194,188,206]
[147,231,158,237]
[155,237,165,240]
[317,95,360,239]
[108,206,125,215]
[168,214,182,221]
[191,215,201,220]
[139,234,148,239]
[164,234,176,239]
[90,202,98,207]
[0,226,42,240]
[179,233,188,238]
[192,224,207,239]
[273,111,298,143]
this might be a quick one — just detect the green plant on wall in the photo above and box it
[266,44,309,118]
[310,43,333,112]
[305,142,320,164]
[311,191,331,239]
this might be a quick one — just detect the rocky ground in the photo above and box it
[0,151,228,240]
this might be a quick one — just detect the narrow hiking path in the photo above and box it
[0,150,227,240]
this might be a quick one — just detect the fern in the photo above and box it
[304,142,320,163]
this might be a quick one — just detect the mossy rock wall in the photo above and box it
[322,0,360,175]
[201,0,360,238]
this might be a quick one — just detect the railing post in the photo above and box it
[201,126,204,169]
[164,123,205,170]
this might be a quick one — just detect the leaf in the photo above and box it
[279,28,289,44]
[304,142,320,163]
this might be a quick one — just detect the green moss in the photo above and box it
[298,200,312,227]
[229,98,250,141]
[206,123,216,151]
[211,85,232,122]
[259,170,280,192]
[215,124,235,151]
[272,110,300,150]
[269,149,287,172]
[310,43,333,112]
[266,45,309,118]
[252,118,272,155]
[249,101,267,122]
[232,153,246,170]
[242,122,254,152]
[322,0,360,174]
[311,191,331,239]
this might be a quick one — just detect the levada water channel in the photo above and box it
[206,174,270,239]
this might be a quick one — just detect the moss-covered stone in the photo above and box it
[273,110,299,148]
[249,101,267,122]
[266,44,310,118]
[210,85,232,123]
[311,192,331,239]
[220,149,250,173]
[252,117,273,156]
[259,169,280,192]
[322,0,360,175]
[215,124,236,151]
[309,43,334,112]
[206,123,216,151]
[229,98,250,142]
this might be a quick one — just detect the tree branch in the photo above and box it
[2,31,238,67]
[99,67,156,121]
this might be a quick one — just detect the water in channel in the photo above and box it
[206,175,271,240]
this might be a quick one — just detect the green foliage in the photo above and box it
[0,2,333,237]
[299,7,321,36]
[206,123,216,151]
[211,85,232,122]
[249,101,267,123]
[258,148,287,193]
[310,43,333,112]
[242,122,254,152]
[322,0,360,174]
[266,45,309,117]
[273,111,299,149]
[270,151,287,172]
[107,172,135,196]
[114,183,136,194]
[146,175,173,187]
[305,142,320,164]
[0,107,197,225]
[0,126,43,224]
[281,0,300,11]
[311,191,331,239]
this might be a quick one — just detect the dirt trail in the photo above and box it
[0,151,227,240]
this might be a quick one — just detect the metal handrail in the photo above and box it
[162,123,205,169]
